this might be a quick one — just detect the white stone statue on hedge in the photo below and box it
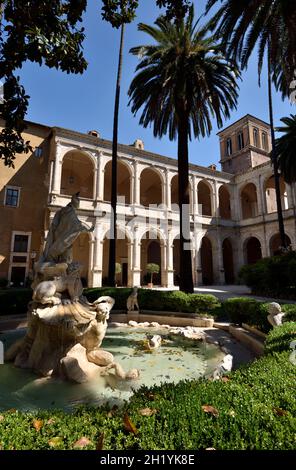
[127,286,139,312]
[267,302,285,327]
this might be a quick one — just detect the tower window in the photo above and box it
[5,187,20,207]
[253,127,259,147]
[237,131,244,150]
[226,138,232,156]
[262,132,268,151]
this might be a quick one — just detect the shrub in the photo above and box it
[0,288,33,316]
[282,304,296,323]
[239,251,296,299]
[264,322,296,354]
[222,297,260,325]
[146,263,160,284]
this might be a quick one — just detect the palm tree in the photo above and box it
[274,115,296,184]
[128,6,239,293]
[206,0,296,248]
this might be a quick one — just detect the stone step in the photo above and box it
[228,325,265,357]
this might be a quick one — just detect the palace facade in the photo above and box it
[1,114,295,288]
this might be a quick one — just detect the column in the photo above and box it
[192,176,198,216]
[132,228,141,286]
[127,241,133,287]
[96,153,104,201]
[88,239,95,287]
[161,241,167,287]
[133,161,140,205]
[52,145,63,193]
[166,232,174,288]
[215,238,225,284]
[195,240,203,285]
[166,170,171,211]
[213,180,219,218]
[93,168,98,200]
[92,234,103,287]
[48,160,54,193]
[257,175,265,216]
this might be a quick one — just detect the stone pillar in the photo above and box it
[132,228,141,286]
[133,161,140,205]
[213,180,220,218]
[52,146,63,194]
[166,233,174,288]
[92,234,103,287]
[96,153,104,201]
[166,170,172,211]
[195,240,203,285]
[215,236,225,284]
[161,240,167,287]
[127,241,133,287]
[257,176,265,215]
[93,168,98,200]
[192,176,198,215]
[48,160,54,194]
[286,183,294,210]
[88,239,95,287]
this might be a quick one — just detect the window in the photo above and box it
[262,132,268,151]
[13,234,29,253]
[226,138,232,156]
[237,131,244,150]
[253,127,259,147]
[5,187,20,207]
[34,147,43,158]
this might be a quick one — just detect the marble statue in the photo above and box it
[127,286,139,312]
[212,354,233,380]
[5,194,139,385]
[146,334,162,350]
[267,302,285,327]
[42,192,95,264]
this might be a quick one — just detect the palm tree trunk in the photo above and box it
[177,113,194,293]
[108,23,125,286]
[268,42,287,249]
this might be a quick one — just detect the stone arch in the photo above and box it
[102,226,131,286]
[171,174,192,211]
[240,183,258,219]
[61,149,95,199]
[222,237,234,284]
[269,232,292,256]
[264,175,288,214]
[140,167,164,207]
[200,236,213,285]
[244,237,262,264]
[172,234,181,286]
[103,159,132,204]
[219,185,231,219]
[140,229,165,286]
[72,231,92,287]
[198,180,213,216]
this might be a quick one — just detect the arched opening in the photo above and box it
[141,232,162,285]
[222,238,234,284]
[72,232,91,287]
[61,150,94,199]
[219,185,231,219]
[241,183,258,219]
[200,237,213,285]
[173,237,181,286]
[198,181,212,216]
[171,174,192,212]
[265,175,288,214]
[269,233,291,256]
[102,231,129,286]
[140,168,163,207]
[104,160,131,204]
[244,237,262,264]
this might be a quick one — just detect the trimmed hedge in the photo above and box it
[264,322,296,354]
[85,288,220,316]
[0,325,295,450]
[239,251,296,299]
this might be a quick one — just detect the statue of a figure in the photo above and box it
[43,192,94,264]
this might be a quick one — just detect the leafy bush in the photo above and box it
[264,322,296,354]
[239,251,296,299]
[0,288,32,316]
[222,297,261,325]
[282,304,296,323]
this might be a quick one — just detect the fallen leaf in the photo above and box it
[33,419,43,432]
[202,405,219,418]
[123,413,139,435]
[273,407,288,417]
[46,418,55,425]
[222,376,230,383]
[138,408,157,417]
[96,432,104,450]
[48,437,63,448]
[73,437,91,449]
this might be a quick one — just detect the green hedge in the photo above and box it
[0,325,295,450]
[239,251,296,299]
[85,288,220,316]
[264,322,296,354]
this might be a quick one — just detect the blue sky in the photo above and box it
[20,0,294,168]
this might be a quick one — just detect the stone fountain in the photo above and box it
[5,193,139,384]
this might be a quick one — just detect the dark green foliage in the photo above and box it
[274,115,296,184]
[0,327,295,449]
[101,0,138,28]
[0,288,32,316]
[264,322,296,354]
[282,304,296,323]
[239,251,296,299]
[0,0,87,167]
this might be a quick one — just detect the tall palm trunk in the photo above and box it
[268,41,287,249]
[177,112,194,293]
[108,23,125,286]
